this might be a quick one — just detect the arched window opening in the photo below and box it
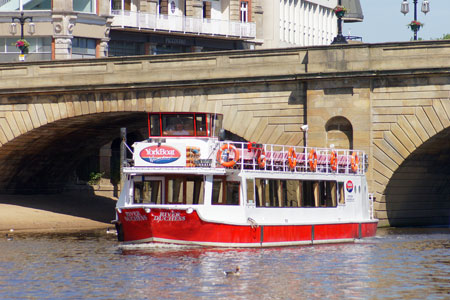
[325,116,353,149]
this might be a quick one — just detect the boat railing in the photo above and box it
[124,139,367,175]
[216,141,367,175]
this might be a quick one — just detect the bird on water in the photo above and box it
[223,266,240,276]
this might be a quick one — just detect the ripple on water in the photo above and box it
[0,228,448,299]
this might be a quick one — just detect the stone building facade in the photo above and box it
[0,0,364,62]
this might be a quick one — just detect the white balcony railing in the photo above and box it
[111,10,256,39]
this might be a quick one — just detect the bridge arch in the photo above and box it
[0,83,304,193]
[373,99,450,227]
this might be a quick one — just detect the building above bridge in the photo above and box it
[0,0,355,62]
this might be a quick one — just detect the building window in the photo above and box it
[0,37,51,62]
[203,1,211,19]
[0,0,51,10]
[240,1,249,22]
[73,0,95,13]
[109,40,145,57]
[112,0,131,10]
[0,37,50,53]
[159,0,168,14]
[72,37,96,58]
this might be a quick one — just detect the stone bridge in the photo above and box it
[1,40,449,227]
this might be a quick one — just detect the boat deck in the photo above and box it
[127,140,367,176]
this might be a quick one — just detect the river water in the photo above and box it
[0,228,448,300]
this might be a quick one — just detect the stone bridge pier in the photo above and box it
[0,40,449,227]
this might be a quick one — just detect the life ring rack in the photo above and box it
[217,144,240,168]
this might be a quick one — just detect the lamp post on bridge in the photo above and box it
[331,0,347,45]
[10,12,34,61]
[401,0,430,41]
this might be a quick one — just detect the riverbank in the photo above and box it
[0,192,117,234]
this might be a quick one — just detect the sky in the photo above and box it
[342,0,450,43]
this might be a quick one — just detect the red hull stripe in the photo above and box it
[118,208,378,247]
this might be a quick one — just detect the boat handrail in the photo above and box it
[128,139,367,175]
[216,141,367,175]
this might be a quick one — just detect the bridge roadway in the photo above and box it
[0,40,449,227]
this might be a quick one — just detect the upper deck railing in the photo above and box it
[111,10,256,39]
[215,141,367,175]
[126,140,367,176]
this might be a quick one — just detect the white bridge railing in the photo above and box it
[111,10,256,39]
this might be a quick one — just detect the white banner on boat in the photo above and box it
[133,143,187,167]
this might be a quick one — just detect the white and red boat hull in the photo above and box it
[116,207,378,247]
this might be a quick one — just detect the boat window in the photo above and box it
[246,179,255,205]
[212,178,224,204]
[255,179,278,207]
[186,177,204,205]
[338,182,345,204]
[163,176,205,205]
[149,114,161,136]
[255,179,301,207]
[211,114,223,137]
[162,114,194,136]
[285,180,302,207]
[319,181,337,207]
[212,178,239,205]
[226,182,240,205]
[253,179,337,208]
[196,114,207,136]
[302,181,338,208]
[167,178,184,204]
[133,179,162,204]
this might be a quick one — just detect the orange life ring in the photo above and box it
[217,144,240,168]
[257,149,266,168]
[288,147,297,170]
[309,149,318,171]
[351,152,359,172]
[330,150,337,171]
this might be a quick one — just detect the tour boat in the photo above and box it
[113,112,378,247]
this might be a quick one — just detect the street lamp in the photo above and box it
[331,0,347,44]
[10,12,33,56]
[401,0,430,41]
[301,124,308,148]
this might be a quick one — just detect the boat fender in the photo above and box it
[351,152,359,172]
[288,147,297,170]
[330,150,337,171]
[309,149,318,171]
[217,144,240,168]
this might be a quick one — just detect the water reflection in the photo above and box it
[0,228,448,299]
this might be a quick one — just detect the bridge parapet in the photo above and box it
[1,40,450,97]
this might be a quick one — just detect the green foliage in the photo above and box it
[431,33,450,40]
[88,172,104,185]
